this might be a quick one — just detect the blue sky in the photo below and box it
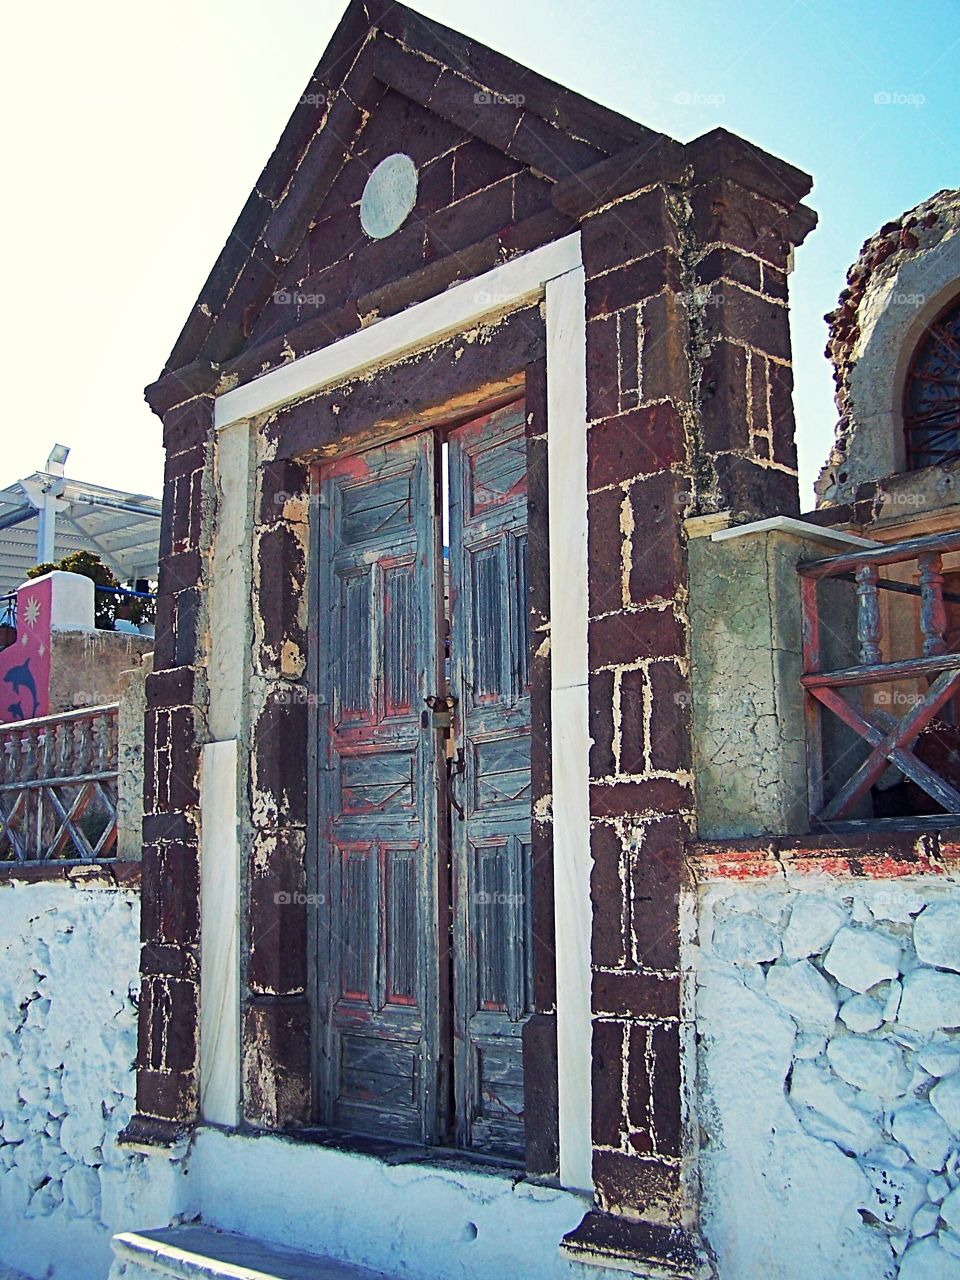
[3,0,957,503]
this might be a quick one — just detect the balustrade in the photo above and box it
[798,530,960,829]
[0,705,119,861]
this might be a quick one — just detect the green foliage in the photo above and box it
[27,550,119,629]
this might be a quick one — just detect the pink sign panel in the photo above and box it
[0,578,53,724]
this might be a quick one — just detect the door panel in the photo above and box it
[316,433,443,1144]
[448,401,533,1160]
[314,403,533,1159]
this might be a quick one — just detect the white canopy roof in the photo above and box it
[0,450,161,598]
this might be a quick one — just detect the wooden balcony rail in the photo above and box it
[0,704,119,862]
[798,530,960,829]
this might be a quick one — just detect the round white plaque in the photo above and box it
[359,153,419,240]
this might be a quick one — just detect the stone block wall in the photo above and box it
[47,631,154,717]
[696,875,960,1280]
[126,395,213,1143]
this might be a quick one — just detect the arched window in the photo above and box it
[904,293,960,470]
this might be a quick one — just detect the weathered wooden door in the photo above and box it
[315,401,532,1158]
[448,403,532,1159]
[315,432,445,1143]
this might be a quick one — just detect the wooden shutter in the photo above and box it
[448,401,533,1160]
[315,432,444,1143]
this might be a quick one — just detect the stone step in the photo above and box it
[111,1225,398,1280]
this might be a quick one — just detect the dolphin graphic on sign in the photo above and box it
[4,658,38,720]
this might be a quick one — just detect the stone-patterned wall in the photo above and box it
[0,880,175,1280]
[696,877,960,1280]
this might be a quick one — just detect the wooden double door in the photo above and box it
[314,400,533,1160]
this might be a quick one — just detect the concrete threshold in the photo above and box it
[111,1225,398,1280]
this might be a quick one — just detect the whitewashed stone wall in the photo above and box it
[695,877,960,1280]
[0,879,179,1280]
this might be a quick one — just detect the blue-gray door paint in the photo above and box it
[315,431,444,1143]
[448,403,532,1159]
[315,400,531,1158]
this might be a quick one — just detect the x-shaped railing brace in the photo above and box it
[809,667,960,821]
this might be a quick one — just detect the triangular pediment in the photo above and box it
[158,0,660,385]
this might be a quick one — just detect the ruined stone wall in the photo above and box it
[0,880,180,1280]
[817,188,960,508]
[695,873,960,1280]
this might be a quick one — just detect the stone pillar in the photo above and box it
[570,131,816,1259]
[687,129,817,521]
[124,392,212,1144]
[581,179,693,1228]
[242,458,312,1129]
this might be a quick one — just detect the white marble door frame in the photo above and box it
[206,231,593,1192]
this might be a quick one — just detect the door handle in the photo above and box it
[447,748,466,820]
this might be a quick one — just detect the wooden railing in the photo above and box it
[799,530,960,828]
[0,705,119,862]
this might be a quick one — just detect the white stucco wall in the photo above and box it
[173,1127,613,1280]
[0,879,181,1280]
[695,877,960,1280]
[0,881,613,1280]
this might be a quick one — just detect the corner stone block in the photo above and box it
[639,291,692,406]
[252,692,308,827]
[162,395,215,455]
[712,453,800,520]
[688,177,795,270]
[589,669,616,778]
[590,823,628,967]
[248,828,308,996]
[587,486,627,617]
[582,187,679,279]
[631,815,686,970]
[587,404,685,489]
[593,1019,627,1147]
[698,339,750,454]
[646,659,692,775]
[703,285,792,363]
[593,1149,681,1220]
[628,471,686,606]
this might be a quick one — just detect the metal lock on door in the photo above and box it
[425,694,465,818]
